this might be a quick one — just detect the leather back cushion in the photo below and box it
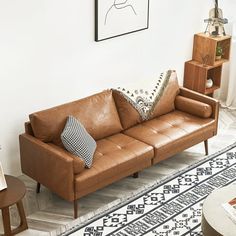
[113,71,180,129]
[149,71,180,119]
[112,91,142,130]
[29,90,123,146]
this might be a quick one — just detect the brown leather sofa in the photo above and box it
[19,74,219,218]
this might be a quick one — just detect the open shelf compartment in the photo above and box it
[184,60,222,95]
[192,33,231,66]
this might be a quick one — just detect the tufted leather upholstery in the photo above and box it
[19,82,219,217]
[124,110,216,164]
[74,133,153,198]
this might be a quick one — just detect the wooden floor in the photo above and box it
[1,107,236,236]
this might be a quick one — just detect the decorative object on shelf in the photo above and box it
[200,53,210,67]
[95,0,149,41]
[0,162,7,191]
[204,0,228,37]
[216,45,223,60]
[206,78,214,88]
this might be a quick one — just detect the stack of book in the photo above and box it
[222,197,236,224]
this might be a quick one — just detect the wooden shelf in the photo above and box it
[184,60,222,95]
[195,33,231,41]
[184,60,221,69]
[184,33,231,97]
[192,33,231,66]
[213,58,229,66]
[205,85,220,95]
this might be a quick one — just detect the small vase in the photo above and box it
[206,79,213,88]
[216,55,222,60]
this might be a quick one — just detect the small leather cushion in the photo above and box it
[175,95,212,118]
[61,116,96,168]
[29,90,123,146]
[113,71,180,130]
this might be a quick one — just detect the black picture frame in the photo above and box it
[95,0,150,42]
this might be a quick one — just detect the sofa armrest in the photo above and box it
[19,133,81,201]
[175,95,212,118]
[179,87,219,135]
[47,143,85,174]
[179,87,219,120]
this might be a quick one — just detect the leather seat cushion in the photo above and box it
[123,110,215,163]
[75,133,153,198]
[29,90,123,146]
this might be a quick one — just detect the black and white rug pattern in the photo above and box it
[65,143,236,236]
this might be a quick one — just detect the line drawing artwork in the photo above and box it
[104,0,137,25]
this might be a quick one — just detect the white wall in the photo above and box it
[217,1,236,102]
[0,0,235,176]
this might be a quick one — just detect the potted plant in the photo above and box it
[216,45,223,60]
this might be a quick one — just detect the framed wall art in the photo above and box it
[95,0,150,41]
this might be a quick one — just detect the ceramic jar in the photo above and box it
[206,78,213,88]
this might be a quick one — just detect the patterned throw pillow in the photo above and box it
[61,116,97,168]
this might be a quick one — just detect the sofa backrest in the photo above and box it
[29,90,123,146]
[113,71,180,130]
[149,71,180,119]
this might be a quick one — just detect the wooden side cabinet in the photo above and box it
[184,60,222,97]
[192,33,231,66]
[184,33,231,96]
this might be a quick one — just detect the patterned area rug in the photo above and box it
[63,142,236,236]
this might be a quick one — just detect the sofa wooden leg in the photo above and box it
[36,182,41,193]
[133,172,139,178]
[74,200,78,219]
[204,140,208,156]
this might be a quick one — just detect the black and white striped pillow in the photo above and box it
[61,116,97,168]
